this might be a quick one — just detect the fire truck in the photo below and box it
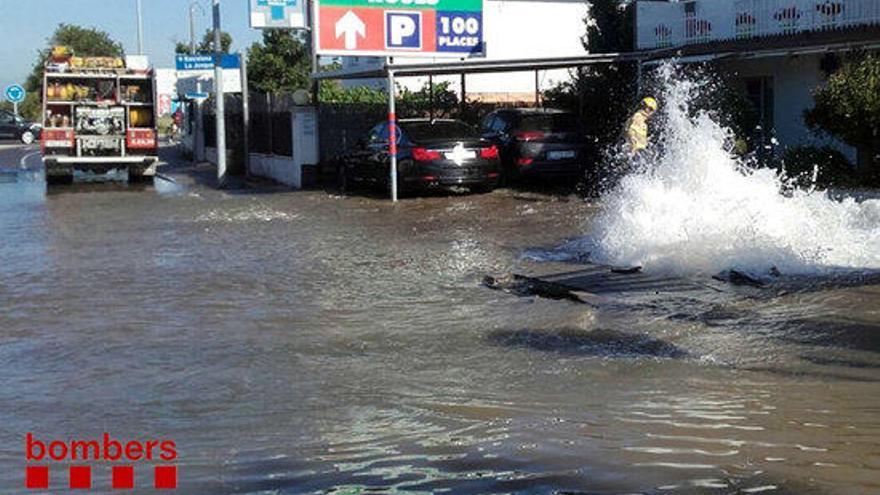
[40,47,158,184]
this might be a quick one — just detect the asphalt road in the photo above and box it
[0,142,42,172]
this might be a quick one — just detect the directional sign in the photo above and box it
[250,0,306,29]
[185,92,210,101]
[176,54,242,71]
[314,0,485,57]
[4,84,25,104]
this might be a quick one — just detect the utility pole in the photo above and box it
[213,0,227,187]
[136,0,144,54]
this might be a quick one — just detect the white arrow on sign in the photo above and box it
[335,10,366,50]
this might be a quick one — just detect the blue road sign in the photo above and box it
[4,84,26,103]
[175,54,241,71]
[185,92,210,101]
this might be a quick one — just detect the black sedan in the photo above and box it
[339,119,501,195]
[480,108,587,183]
[0,110,40,145]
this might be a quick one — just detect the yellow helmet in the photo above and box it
[642,97,658,111]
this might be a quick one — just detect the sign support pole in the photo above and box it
[240,50,250,177]
[307,0,320,104]
[388,67,398,202]
[535,70,540,107]
[195,80,205,162]
[213,0,227,187]
[13,102,18,118]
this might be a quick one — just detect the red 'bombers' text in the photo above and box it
[26,433,177,462]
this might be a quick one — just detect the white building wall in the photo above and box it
[341,0,589,97]
[721,54,856,161]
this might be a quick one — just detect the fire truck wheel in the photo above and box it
[128,170,154,184]
[46,173,73,185]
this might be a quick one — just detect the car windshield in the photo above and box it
[403,121,478,141]
[518,113,580,132]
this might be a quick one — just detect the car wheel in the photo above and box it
[472,182,496,194]
[20,131,35,145]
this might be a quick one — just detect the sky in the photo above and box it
[0,0,263,90]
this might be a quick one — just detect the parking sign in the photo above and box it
[386,12,422,50]
[314,0,485,58]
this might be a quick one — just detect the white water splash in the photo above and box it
[577,64,880,276]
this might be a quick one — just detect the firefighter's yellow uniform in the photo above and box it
[625,97,658,154]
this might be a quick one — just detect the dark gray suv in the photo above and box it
[481,108,587,183]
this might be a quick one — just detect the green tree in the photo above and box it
[174,41,191,54]
[247,31,310,93]
[543,0,636,152]
[397,81,459,117]
[19,23,124,120]
[175,29,234,54]
[198,29,233,53]
[805,52,880,175]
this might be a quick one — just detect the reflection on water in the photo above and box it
[0,167,878,494]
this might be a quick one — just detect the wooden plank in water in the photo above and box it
[485,263,732,306]
[488,262,880,307]
[536,264,726,299]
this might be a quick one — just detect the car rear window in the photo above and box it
[403,121,478,141]
[518,114,580,132]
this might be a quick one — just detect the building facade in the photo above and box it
[635,0,880,162]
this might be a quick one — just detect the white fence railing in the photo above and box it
[732,0,880,38]
[638,0,880,50]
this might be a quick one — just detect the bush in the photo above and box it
[318,82,387,104]
[780,145,856,188]
[805,52,880,173]
[319,80,460,119]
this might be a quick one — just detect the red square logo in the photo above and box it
[112,465,134,489]
[25,465,49,489]
[69,465,91,489]
[154,465,177,489]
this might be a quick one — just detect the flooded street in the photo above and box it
[1,145,879,494]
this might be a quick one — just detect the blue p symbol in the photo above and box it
[386,12,421,49]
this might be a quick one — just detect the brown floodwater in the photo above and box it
[1,146,878,494]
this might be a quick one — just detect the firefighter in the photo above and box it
[625,97,658,155]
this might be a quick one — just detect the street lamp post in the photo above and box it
[189,1,200,54]
[136,0,144,54]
